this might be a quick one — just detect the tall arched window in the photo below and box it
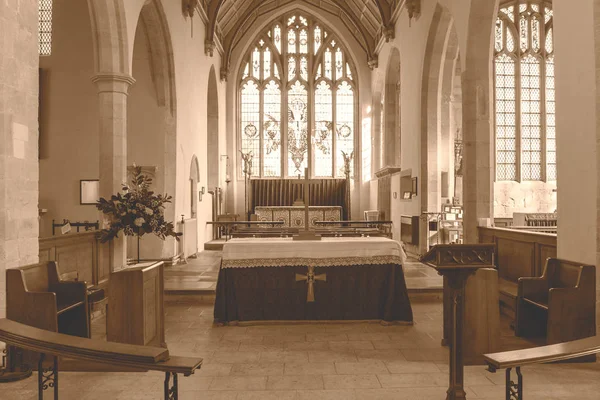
[494,1,554,181]
[239,13,357,178]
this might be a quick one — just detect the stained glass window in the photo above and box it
[239,13,357,178]
[494,1,554,181]
[39,0,53,56]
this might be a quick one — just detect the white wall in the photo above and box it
[554,0,597,266]
[38,0,99,238]
[155,1,226,249]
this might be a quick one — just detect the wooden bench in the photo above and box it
[7,262,89,338]
[484,336,600,400]
[0,318,202,399]
[516,258,596,345]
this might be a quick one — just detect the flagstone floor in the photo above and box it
[163,251,442,293]
[3,296,600,399]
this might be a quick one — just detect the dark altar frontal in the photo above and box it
[213,237,413,324]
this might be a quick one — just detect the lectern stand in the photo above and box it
[107,262,166,348]
[421,244,496,400]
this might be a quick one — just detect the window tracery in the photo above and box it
[494,1,554,181]
[39,0,53,56]
[239,13,357,178]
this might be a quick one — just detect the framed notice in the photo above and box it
[80,180,99,205]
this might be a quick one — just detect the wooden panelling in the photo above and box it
[478,227,557,281]
[478,227,557,316]
[39,232,110,290]
[496,238,535,281]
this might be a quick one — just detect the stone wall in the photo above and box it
[493,181,557,219]
[0,0,40,318]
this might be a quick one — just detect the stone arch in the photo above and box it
[420,4,456,252]
[190,155,200,218]
[461,0,499,241]
[87,0,129,75]
[139,0,177,116]
[207,66,220,190]
[439,25,461,206]
[127,0,178,259]
[384,47,401,167]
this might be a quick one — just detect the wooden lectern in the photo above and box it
[107,262,166,348]
[421,244,498,400]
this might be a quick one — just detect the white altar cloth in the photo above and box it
[221,237,407,268]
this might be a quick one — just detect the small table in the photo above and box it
[214,237,413,323]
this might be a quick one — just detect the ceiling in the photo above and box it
[201,0,404,78]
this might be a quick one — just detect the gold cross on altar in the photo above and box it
[295,266,326,302]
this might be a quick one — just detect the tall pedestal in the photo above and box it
[421,244,496,400]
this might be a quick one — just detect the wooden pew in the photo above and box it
[516,258,596,345]
[0,319,202,399]
[7,262,89,338]
[484,336,600,400]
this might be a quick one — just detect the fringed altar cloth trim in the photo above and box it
[221,255,404,268]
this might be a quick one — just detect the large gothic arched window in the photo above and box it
[239,13,357,178]
[494,1,554,181]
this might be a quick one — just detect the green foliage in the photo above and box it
[96,166,182,243]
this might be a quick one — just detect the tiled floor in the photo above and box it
[3,297,600,399]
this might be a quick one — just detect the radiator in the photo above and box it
[182,218,198,259]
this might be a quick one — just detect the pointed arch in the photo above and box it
[237,11,359,179]
[420,4,456,252]
[127,0,178,259]
[139,0,177,116]
[87,0,129,74]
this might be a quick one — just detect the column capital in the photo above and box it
[91,73,136,95]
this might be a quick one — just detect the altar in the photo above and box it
[213,237,413,323]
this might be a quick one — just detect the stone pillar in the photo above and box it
[461,0,498,243]
[92,73,135,271]
[0,0,40,319]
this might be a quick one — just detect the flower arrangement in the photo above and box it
[96,166,182,247]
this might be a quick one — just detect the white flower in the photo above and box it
[145,207,154,215]
[134,217,145,227]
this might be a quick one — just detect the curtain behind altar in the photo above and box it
[251,179,348,219]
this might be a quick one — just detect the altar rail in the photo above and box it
[478,226,557,317]
[484,336,600,400]
[0,319,201,399]
[39,231,111,291]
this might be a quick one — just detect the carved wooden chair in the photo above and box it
[515,258,596,345]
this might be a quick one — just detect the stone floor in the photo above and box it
[164,251,221,292]
[3,296,600,399]
[163,251,442,293]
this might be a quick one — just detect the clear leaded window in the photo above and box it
[494,1,554,181]
[239,13,357,178]
[39,0,53,56]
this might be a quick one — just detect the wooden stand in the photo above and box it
[107,262,166,347]
[421,244,496,399]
